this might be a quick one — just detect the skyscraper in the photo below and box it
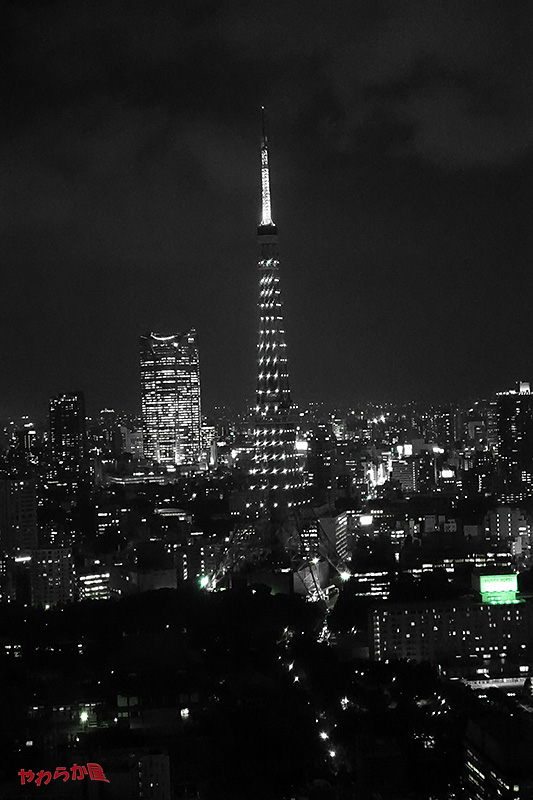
[0,478,38,553]
[250,110,299,512]
[48,392,88,484]
[30,547,76,608]
[497,382,533,488]
[140,330,201,467]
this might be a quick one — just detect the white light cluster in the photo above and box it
[260,147,273,226]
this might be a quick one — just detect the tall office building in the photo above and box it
[30,547,76,608]
[497,382,533,488]
[463,709,533,800]
[48,392,88,483]
[250,109,299,512]
[0,478,38,554]
[307,424,337,505]
[140,330,201,467]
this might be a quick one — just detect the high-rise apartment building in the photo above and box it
[497,382,533,488]
[307,424,337,505]
[140,330,201,467]
[48,392,88,483]
[30,547,76,608]
[463,709,533,800]
[370,592,531,663]
[250,110,299,511]
[0,478,38,553]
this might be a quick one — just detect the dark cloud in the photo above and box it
[5,0,533,219]
[214,0,533,167]
[2,0,533,416]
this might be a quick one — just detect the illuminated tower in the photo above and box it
[251,109,299,513]
[140,330,201,467]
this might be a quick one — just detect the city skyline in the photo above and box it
[4,4,533,798]
[3,0,533,419]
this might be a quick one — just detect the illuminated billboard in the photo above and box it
[477,573,519,604]
[479,574,518,594]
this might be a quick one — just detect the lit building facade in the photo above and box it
[307,424,337,505]
[0,477,38,554]
[318,514,352,562]
[250,110,299,510]
[140,330,201,467]
[370,576,532,664]
[119,426,144,458]
[484,506,531,560]
[464,711,533,800]
[79,568,111,601]
[391,458,417,493]
[48,392,88,483]
[30,548,76,608]
[497,383,533,488]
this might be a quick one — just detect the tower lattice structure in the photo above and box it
[250,109,300,520]
[206,115,346,592]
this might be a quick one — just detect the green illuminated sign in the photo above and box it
[479,574,518,594]
[478,573,519,605]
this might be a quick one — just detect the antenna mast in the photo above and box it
[260,106,273,227]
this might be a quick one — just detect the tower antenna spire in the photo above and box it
[261,105,267,148]
[260,106,273,227]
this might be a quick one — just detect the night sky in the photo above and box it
[3,0,533,419]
